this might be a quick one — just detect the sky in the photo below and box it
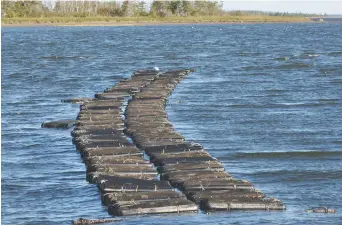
[221,1,342,15]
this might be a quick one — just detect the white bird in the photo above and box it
[153,67,159,71]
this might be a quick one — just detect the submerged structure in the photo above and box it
[69,69,284,216]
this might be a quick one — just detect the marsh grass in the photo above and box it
[2,15,310,26]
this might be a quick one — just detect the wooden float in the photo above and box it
[159,161,225,173]
[97,175,173,193]
[108,198,198,216]
[85,157,149,168]
[73,218,122,225]
[82,147,141,157]
[62,98,92,104]
[201,197,285,211]
[71,129,124,138]
[87,172,157,184]
[143,143,203,154]
[102,190,187,206]
[186,189,265,204]
[87,162,154,172]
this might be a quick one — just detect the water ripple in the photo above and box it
[2,23,342,225]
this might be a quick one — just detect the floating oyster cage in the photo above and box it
[52,68,285,217]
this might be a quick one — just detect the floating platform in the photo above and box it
[67,68,284,218]
[108,198,198,216]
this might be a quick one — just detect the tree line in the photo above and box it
[1,0,223,18]
[1,0,324,18]
[228,10,325,18]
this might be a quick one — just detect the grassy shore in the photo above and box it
[2,15,311,26]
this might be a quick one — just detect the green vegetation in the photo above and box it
[1,0,313,26]
[1,15,310,26]
[1,0,224,18]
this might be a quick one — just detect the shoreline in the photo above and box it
[1,20,313,27]
[1,16,312,27]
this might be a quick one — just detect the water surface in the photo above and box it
[2,23,342,224]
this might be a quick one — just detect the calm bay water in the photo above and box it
[2,23,342,224]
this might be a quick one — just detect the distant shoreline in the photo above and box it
[1,16,312,27]
[1,21,313,28]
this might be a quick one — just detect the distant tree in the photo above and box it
[168,0,181,15]
[149,0,222,17]
[190,0,222,16]
[121,0,133,17]
[1,0,49,17]
[181,0,192,16]
[120,0,147,17]
[135,1,148,16]
[150,1,172,17]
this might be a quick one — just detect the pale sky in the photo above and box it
[221,1,342,15]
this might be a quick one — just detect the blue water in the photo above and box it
[2,23,342,225]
